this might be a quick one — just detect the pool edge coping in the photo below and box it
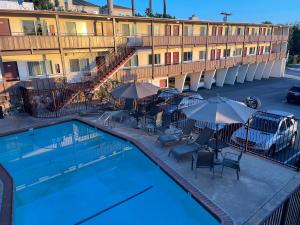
[0,117,234,225]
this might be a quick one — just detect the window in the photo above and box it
[211,49,215,60]
[125,55,138,67]
[267,28,272,35]
[249,47,256,55]
[225,27,232,36]
[35,20,48,35]
[153,25,160,36]
[199,51,206,60]
[147,25,151,35]
[122,24,130,36]
[66,22,77,35]
[223,49,231,58]
[22,20,36,35]
[70,59,90,72]
[148,54,161,65]
[217,27,223,36]
[251,28,258,36]
[200,27,206,36]
[233,48,242,56]
[265,46,271,53]
[183,26,193,36]
[183,52,193,62]
[27,61,53,77]
[236,27,243,35]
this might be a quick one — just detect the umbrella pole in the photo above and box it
[215,124,219,159]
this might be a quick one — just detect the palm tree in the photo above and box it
[131,0,135,16]
[149,0,152,16]
[163,0,167,18]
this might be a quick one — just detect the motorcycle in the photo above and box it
[243,96,261,109]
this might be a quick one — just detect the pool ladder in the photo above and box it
[97,111,114,128]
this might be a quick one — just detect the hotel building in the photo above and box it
[0,5,288,95]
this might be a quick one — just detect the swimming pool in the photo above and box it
[0,120,220,225]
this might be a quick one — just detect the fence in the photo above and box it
[259,185,300,225]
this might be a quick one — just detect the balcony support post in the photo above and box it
[224,66,239,85]
[236,64,249,83]
[180,21,184,75]
[270,59,285,78]
[0,56,4,81]
[254,62,266,80]
[174,73,187,93]
[151,20,154,78]
[245,63,258,82]
[113,18,117,52]
[190,72,202,91]
[203,69,216,89]
[262,61,274,79]
[55,14,67,78]
[215,68,228,87]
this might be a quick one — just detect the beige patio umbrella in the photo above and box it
[182,96,256,158]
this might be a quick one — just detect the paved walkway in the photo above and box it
[0,115,300,225]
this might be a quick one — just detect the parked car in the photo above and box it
[162,93,204,121]
[287,86,300,104]
[231,110,298,156]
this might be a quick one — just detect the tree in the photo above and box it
[288,23,300,56]
[32,0,54,10]
[163,0,167,18]
[262,21,272,24]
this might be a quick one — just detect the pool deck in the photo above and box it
[1,115,300,225]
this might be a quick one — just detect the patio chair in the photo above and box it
[168,128,215,161]
[221,150,243,180]
[192,150,215,178]
[145,111,163,134]
[157,120,195,146]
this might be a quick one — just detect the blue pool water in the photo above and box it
[0,121,220,225]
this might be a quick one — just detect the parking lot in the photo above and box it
[197,73,300,167]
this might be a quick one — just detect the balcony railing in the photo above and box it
[227,35,244,43]
[207,36,228,44]
[245,35,260,43]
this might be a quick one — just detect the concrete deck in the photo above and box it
[0,115,300,225]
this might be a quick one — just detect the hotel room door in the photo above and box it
[3,62,19,81]
[0,18,11,36]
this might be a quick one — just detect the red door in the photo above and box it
[216,49,221,60]
[173,25,180,36]
[217,27,223,36]
[211,49,215,60]
[165,25,171,36]
[165,52,171,65]
[0,18,11,36]
[212,26,217,36]
[159,79,167,88]
[173,52,179,64]
[3,62,19,81]
[243,47,247,57]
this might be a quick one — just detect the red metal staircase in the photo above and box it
[48,44,135,112]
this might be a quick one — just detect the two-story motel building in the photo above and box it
[0,9,289,93]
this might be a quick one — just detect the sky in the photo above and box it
[90,0,300,24]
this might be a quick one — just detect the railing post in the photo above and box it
[244,120,250,153]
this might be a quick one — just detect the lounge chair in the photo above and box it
[168,128,215,161]
[221,150,243,180]
[192,150,215,178]
[157,120,195,146]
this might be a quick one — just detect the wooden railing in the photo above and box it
[0,33,289,53]
[117,52,287,81]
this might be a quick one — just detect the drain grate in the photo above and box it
[74,185,153,225]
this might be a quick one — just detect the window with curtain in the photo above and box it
[70,59,90,72]
[124,55,138,67]
[233,48,242,56]
[122,24,130,36]
[199,51,206,60]
[183,52,193,61]
[36,20,48,35]
[148,54,161,65]
[28,61,53,77]
[183,26,193,36]
[200,27,206,36]
[249,47,256,55]
[22,20,36,35]
[66,22,77,35]
[265,46,271,53]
